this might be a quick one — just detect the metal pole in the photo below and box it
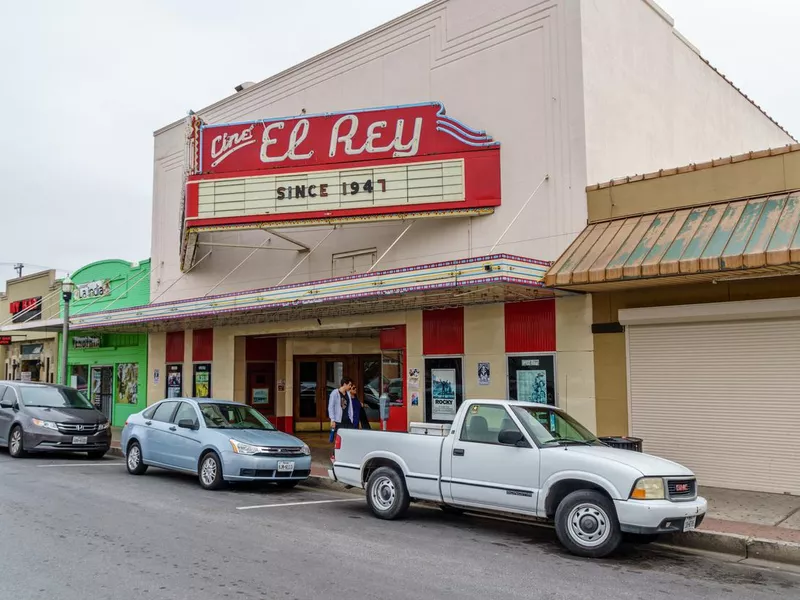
[60,296,70,385]
[490,174,549,253]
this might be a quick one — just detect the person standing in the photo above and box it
[329,377,354,461]
[350,390,371,430]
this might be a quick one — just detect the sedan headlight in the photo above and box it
[229,439,259,455]
[32,419,59,431]
[301,444,311,456]
[630,477,665,500]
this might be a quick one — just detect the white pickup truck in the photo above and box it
[330,399,707,558]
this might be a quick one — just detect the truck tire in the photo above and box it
[366,466,410,520]
[554,489,622,558]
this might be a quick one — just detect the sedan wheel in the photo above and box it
[126,442,148,475]
[9,427,24,458]
[199,453,224,490]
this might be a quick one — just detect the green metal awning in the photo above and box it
[545,192,800,290]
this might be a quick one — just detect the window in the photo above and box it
[511,405,600,447]
[0,385,6,404]
[142,405,158,419]
[199,403,275,431]
[20,386,93,409]
[151,401,179,423]
[460,404,520,445]
[173,402,198,425]
[332,248,377,277]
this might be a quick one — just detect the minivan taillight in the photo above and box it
[334,434,342,450]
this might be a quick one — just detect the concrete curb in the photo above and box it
[659,530,800,566]
[302,473,362,495]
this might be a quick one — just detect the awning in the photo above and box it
[69,254,553,333]
[545,192,800,290]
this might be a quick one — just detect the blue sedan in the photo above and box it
[121,398,312,490]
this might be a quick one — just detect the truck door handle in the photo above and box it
[145,421,152,426]
[169,426,176,431]
[453,448,465,457]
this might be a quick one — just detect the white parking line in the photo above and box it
[236,498,362,511]
[36,462,122,468]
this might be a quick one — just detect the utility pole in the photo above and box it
[13,263,23,278]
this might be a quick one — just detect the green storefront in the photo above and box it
[58,259,150,427]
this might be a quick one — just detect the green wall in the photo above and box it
[57,259,151,427]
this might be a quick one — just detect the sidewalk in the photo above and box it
[112,428,800,564]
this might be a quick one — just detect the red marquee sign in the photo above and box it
[185,102,501,231]
[0,336,11,346]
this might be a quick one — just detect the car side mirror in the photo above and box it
[178,419,199,430]
[0,401,13,409]
[498,429,528,447]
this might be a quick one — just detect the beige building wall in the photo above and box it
[555,295,596,432]
[463,304,506,401]
[147,332,166,405]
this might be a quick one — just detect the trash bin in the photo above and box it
[599,436,643,452]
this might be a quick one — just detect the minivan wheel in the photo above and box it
[9,426,25,458]
[366,467,410,520]
[554,489,622,558]
[198,452,225,490]
[126,442,148,475]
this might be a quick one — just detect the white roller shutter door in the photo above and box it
[628,318,800,495]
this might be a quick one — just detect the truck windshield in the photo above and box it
[511,406,601,446]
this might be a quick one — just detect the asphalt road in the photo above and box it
[1,453,798,600]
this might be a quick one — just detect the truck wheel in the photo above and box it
[366,467,410,520]
[554,489,622,558]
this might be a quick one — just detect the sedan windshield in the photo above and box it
[199,403,275,431]
[20,386,94,409]
[511,405,601,446]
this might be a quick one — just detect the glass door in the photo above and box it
[90,366,113,420]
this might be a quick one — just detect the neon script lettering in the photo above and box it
[210,124,256,168]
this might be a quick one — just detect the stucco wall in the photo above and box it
[151,0,588,302]
[580,0,794,186]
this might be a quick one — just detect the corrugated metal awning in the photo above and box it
[545,192,800,289]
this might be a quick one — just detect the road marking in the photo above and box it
[236,498,362,511]
[36,462,122,468]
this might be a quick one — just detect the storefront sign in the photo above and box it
[9,296,42,323]
[186,102,501,230]
[75,280,111,301]
[73,336,102,349]
[153,369,160,385]
[0,336,11,346]
[20,372,32,383]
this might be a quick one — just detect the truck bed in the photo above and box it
[332,429,445,503]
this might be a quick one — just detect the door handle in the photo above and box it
[169,426,177,431]
[145,421,152,426]
[453,448,465,457]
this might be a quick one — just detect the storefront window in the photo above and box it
[381,351,404,406]
[193,364,212,398]
[298,361,318,418]
[361,356,381,422]
[507,354,556,405]
[424,357,464,423]
[116,363,139,404]
[70,365,89,393]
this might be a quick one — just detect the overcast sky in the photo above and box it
[0,0,797,291]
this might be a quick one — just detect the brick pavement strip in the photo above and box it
[109,441,800,566]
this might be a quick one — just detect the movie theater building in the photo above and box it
[69,0,791,433]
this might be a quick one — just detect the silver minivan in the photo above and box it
[0,381,111,459]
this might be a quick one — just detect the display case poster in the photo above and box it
[166,364,182,398]
[193,364,211,398]
[252,388,269,405]
[431,368,457,420]
[117,363,139,405]
[517,370,547,404]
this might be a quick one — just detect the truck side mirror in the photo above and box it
[498,429,528,447]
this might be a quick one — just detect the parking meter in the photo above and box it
[379,393,391,430]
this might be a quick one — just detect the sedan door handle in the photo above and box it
[453,448,465,457]
[169,426,176,431]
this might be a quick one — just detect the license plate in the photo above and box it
[683,516,697,532]
[277,461,295,473]
[72,436,88,445]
